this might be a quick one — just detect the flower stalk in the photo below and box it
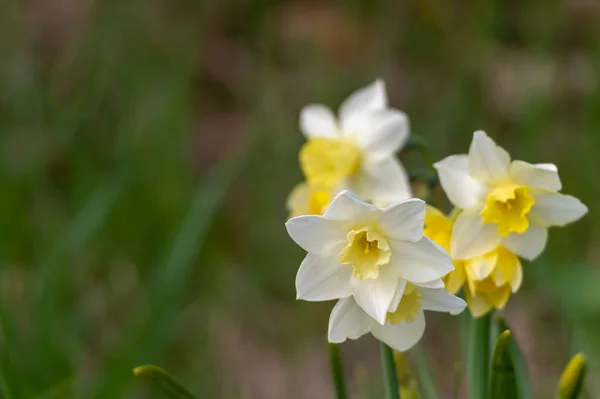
[467,313,490,399]
[327,343,347,399]
[381,342,400,399]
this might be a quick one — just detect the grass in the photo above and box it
[0,0,598,397]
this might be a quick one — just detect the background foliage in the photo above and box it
[0,0,598,397]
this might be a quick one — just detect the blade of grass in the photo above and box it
[380,343,400,399]
[409,345,439,399]
[133,365,195,399]
[467,313,490,399]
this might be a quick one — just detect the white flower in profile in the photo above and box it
[299,79,412,205]
[328,282,466,352]
[285,190,454,324]
[434,130,588,260]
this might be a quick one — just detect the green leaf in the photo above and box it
[133,365,195,399]
[494,316,532,399]
[380,343,400,399]
[328,343,347,399]
[490,330,517,399]
[558,353,586,399]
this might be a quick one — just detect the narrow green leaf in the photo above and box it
[133,365,195,399]
[380,343,400,399]
[409,345,439,399]
[0,369,14,399]
[495,316,532,399]
[558,353,586,399]
[467,313,490,399]
[490,330,517,399]
[328,343,347,399]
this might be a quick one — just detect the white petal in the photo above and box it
[299,104,339,138]
[296,253,353,301]
[414,279,445,289]
[371,310,426,352]
[529,191,588,228]
[356,109,409,161]
[323,190,377,221]
[451,209,501,260]
[351,266,399,325]
[468,130,511,184]
[339,79,387,133]
[434,155,487,209]
[328,297,376,343]
[388,279,408,312]
[509,160,561,191]
[390,236,454,283]
[502,224,548,261]
[419,288,467,315]
[352,158,412,205]
[378,199,426,242]
[286,215,346,255]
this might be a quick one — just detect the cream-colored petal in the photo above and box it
[390,237,454,283]
[356,109,409,161]
[299,104,339,138]
[434,155,487,209]
[451,209,502,260]
[502,224,548,261]
[388,279,408,312]
[509,160,561,191]
[328,297,377,343]
[350,266,400,325]
[468,130,511,185]
[529,190,588,228]
[339,79,387,133]
[323,190,378,222]
[371,310,425,352]
[352,158,412,205]
[378,199,425,243]
[296,253,353,301]
[286,215,347,255]
[419,288,466,315]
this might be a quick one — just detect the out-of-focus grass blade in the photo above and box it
[93,141,251,397]
[0,370,14,399]
[495,316,532,399]
[409,345,439,399]
[558,353,586,399]
[490,330,517,399]
[133,365,195,399]
[467,313,490,399]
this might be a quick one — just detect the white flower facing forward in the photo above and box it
[328,282,466,352]
[299,79,412,205]
[285,191,454,324]
[435,130,588,260]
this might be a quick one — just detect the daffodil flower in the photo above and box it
[434,130,588,260]
[286,181,344,218]
[328,282,466,352]
[298,79,412,206]
[285,190,453,324]
[423,205,523,317]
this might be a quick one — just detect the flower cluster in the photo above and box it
[285,80,587,352]
[287,80,412,217]
[431,130,587,316]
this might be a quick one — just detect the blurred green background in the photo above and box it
[0,0,598,397]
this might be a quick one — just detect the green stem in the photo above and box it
[467,314,491,399]
[327,343,347,399]
[380,343,400,399]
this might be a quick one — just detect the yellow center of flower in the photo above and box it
[480,184,535,236]
[339,226,390,280]
[423,206,453,253]
[386,283,422,324]
[299,138,362,186]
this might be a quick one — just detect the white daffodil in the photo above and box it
[328,282,466,352]
[285,190,454,324]
[434,130,588,260]
[298,79,412,206]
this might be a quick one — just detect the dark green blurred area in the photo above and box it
[0,0,598,398]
